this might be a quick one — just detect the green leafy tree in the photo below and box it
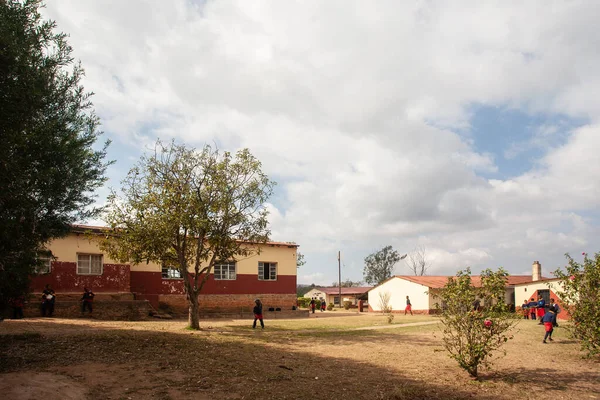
[436,268,516,378]
[553,252,600,357]
[296,252,305,268]
[0,0,110,309]
[331,279,364,287]
[363,245,401,285]
[101,141,274,330]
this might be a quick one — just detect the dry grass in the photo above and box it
[0,315,598,400]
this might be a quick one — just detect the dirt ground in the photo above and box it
[1,314,599,400]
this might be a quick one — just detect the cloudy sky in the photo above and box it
[44,1,599,285]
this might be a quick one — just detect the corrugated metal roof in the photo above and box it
[314,287,373,295]
[392,275,537,289]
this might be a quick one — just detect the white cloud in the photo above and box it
[43,0,600,284]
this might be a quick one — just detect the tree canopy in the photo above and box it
[101,141,274,329]
[363,245,402,286]
[0,0,111,307]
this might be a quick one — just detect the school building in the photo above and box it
[30,225,301,317]
[368,261,568,317]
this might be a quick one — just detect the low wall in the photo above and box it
[157,293,298,314]
[19,299,152,320]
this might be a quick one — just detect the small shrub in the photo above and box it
[343,301,352,310]
[327,303,334,311]
[387,313,395,323]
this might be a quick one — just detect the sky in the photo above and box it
[43,0,600,286]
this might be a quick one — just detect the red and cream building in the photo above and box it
[31,225,299,314]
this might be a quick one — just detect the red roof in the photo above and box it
[71,224,299,248]
[392,275,536,289]
[316,287,373,295]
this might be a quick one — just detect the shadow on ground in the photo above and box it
[1,319,507,400]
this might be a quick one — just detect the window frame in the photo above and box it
[77,253,103,275]
[258,262,277,281]
[214,261,237,280]
[35,254,52,274]
[161,265,183,280]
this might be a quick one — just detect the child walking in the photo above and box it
[80,287,95,316]
[253,299,264,329]
[542,306,557,343]
[405,296,413,315]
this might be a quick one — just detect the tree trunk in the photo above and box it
[188,293,200,330]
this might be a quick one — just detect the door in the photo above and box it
[537,289,550,308]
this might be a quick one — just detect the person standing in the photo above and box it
[10,295,25,319]
[536,295,546,325]
[550,298,560,327]
[405,296,413,315]
[542,306,557,343]
[41,284,55,317]
[253,299,264,329]
[320,299,326,312]
[310,298,316,314]
[80,287,95,316]
[528,298,537,320]
[522,299,529,319]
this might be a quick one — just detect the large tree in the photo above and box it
[101,141,274,330]
[0,0,110,308]
[363,245,404,286]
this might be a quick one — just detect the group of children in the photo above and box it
[7,285,95,319]
[521,296,561,343]
[309,298,327,313]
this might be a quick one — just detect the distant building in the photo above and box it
[367,261,566,317]
[304,286,372,307]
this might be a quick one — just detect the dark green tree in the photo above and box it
[553,252,600,357]
[101,141,274,330]
[363,245,402,285]
[0,0,111,309]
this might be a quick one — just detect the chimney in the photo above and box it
[532,261,542,281]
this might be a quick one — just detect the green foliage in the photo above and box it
[296,252,305,268]
[327,303,334,311]
[553,252,600,357]
[343,301,352,310]
[437,268,516,377]
[101,140,274,329]
[363,245,401,286]
[331,279,364,287]
[0,0,110,308]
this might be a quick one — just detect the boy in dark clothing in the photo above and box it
[10,296,25,319]
[253,299,264,329]
[80,287,95,316]
[522,299,529,319]
[542,306,557,343]
[41,284,56,317]
[310,298,316,314]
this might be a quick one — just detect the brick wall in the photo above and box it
[158,293,297,314]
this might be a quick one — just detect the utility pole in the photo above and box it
[338,251,341,308]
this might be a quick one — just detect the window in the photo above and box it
[35,254,52,274]
[77,254,103,275]
[162,266,182,279]
[214,262,236,280]
[258,262,277,281]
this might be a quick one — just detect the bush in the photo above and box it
[553,252,600,357]
[343,301,351,310]
[436,268,516,378]
[327,303,334,311]
[297,297,310,308]
[387,313,395,323]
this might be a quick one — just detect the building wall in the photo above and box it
[514,280,564,305]
[40,233,298,311]
[368,278,431,312]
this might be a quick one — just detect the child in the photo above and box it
[10,295,25,319]
[310,298,316,314]
[41,284,56,317]
[528,298,537,320]
[405,296,413,315]
[253,299,264,329]
[536,295,546,325]
[542,306,557,343]
[550,298,560,327]
[522,299,529,319]
[321,299,326,312]
[80,287,95,316]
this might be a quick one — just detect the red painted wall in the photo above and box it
[130,271,296,296]
[30,261,131,292]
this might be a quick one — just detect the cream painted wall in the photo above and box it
[368,278,431,312]
[304,289,326,300]
[514,280,564,304]
[46,234,298,276]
